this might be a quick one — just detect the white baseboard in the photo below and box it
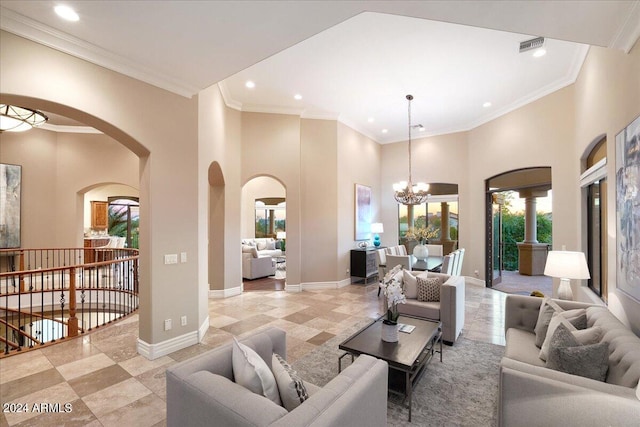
[286,278,352,292]
[137,316,210,360]
[209,284,242,298]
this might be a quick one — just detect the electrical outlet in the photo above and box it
[181,315,187,326]
[474,270,479,277]
[180,252,187,263]
[346,268,350,274]
[164,254,178,265]
[164,319,172,330]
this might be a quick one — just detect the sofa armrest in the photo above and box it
[440,275,465,344]
[271,355,388,427]
[168,370,288,427]
[499,357,640,427]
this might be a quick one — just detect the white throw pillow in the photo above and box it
[232,338,281,405]
[256,240,267,250]
[266,240,276,250]
[402,270,428,299]
[272,353,308,411]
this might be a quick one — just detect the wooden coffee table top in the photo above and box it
[339,315,441,371]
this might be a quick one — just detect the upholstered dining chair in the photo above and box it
[385,254,413,272]
[376,249,387,296]
[440,253,455,275]
[449,250,460,276]
[454,248,465,275]
[424,244,444,256]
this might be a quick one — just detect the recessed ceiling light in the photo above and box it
[483,102,492,108]
[533,48,547,58]
[245,80,255,89]
[54,5,79,22]
[294,94,302,100]
[382,129,388,134]
[368,117,374,123]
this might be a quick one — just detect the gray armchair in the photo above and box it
[166,326,388,427]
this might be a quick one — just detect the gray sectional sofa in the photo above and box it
[166,326,388,427]
[500,295,640,426]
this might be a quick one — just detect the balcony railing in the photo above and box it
[0,247,139,357]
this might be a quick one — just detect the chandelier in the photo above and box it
[0,104,48,132]
[393,95,429,205]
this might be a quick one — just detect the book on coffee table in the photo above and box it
[398,323,415,333]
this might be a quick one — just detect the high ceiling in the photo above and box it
[1,1,639,142]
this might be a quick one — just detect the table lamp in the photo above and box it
[371,223,384,247]
[543,250,590,300]
[276,231,286,252]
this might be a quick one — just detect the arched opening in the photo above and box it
[485,167,552,294]
[241,176,286,291]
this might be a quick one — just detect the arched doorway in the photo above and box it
[485,167,552,294]
[241,176,286,291]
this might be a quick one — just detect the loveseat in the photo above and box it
[241,238,283,279]
[166,327,388,427]
[499,295,640,426]
[386,269,465,345]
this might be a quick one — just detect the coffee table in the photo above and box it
[338,315,442,421]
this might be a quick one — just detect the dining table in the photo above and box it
[411,255,444,272]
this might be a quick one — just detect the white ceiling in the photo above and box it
[1,1,639,142]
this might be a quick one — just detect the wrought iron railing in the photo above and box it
[0,247,139,357]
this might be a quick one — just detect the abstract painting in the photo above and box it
[615,115,640,301]
[0,163,21,248]
[355,184,371,241]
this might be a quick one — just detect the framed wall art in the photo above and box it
[355,183,371,241]
[0,163,22,248]
[615,114,640,301]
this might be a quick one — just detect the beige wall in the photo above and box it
[574,44,640,334]
[1,31,200,353]
[302,119,339,283]
[0,129,138,248]
[241,176,286,238]
[337,123,382,281]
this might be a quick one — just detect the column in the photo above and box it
[524,197,538,243]
[441,202,451,240]
[517,187,549,275]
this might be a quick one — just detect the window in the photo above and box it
[397,196,458,243]
[255,198,285,238]
[107,197,139,248]
[581,137,607,301]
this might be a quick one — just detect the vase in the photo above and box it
[381,320,399,342]
[413,243,429,261]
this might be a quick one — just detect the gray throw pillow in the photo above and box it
[546,323,609,382]
[534,299,561,347]
[272,353,308,411]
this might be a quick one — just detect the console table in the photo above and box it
[350,247,381,284]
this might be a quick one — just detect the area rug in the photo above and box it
[291,320,503,427]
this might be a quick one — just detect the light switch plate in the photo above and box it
[164,254,178,264]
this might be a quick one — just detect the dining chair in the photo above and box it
[424,244,443,256]
[440,253,455,275]
[385,254,413,272]
[455,248,465,275]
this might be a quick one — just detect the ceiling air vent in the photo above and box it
[519,37,545,53]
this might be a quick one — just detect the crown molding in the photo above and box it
[0,7,199,98]
[609,1,640,53]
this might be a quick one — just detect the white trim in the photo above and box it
[199,315,210,341]
[0,7,198,98]
[208,284,242,299]
[426,194,459,204]
[609,1,640,53]
[41,123,102,134]
[284,283,302,292]
[580,157,607,188]
[137,330,199,360]
[217,82,242,111]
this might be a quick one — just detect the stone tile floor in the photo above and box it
[0,282,505,426]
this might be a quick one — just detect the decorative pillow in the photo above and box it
[534,299,562,348]
[417,276,440,302]
[539,313,587,361]
[572,326,603,346]
[266,240,276,250]
[242,245,254,253]
[272,353,308,411]
[256,240,267,250]
[402,270,428,299]
[232,338,281,405]
[275,240,282,249]
[546,324,609,382]
[251,247,259,258]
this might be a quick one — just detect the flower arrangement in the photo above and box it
[379,264,406,324]
[404,226,438,244]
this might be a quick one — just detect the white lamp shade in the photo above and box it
[544,251,590,279]
[276,232,286,239]
[371,223,384,234]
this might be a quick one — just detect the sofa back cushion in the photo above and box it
[587,306,640,388]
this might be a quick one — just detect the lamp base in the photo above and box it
[373,234,381,247]
[557,278,573,300]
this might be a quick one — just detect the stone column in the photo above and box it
[524,197,538,243]
[517,187,550,275]
[268,209,275,236]
[441,202,451,240]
